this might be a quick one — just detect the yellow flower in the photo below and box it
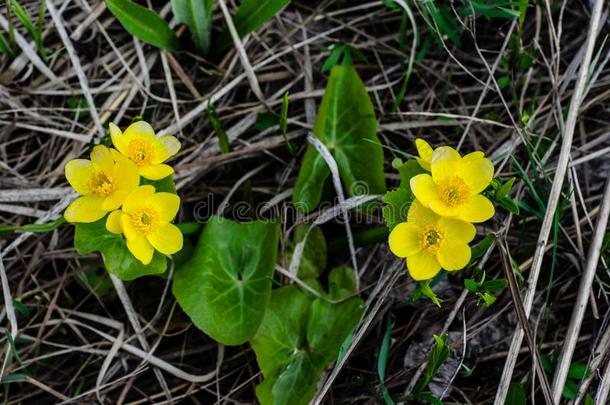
[389,200,476,280]
[64,146,139,223]
[410,147,495,223]
[415,139,434,171]
[109,121,181,180]
[414,138,468,171]
[107,185,183,265]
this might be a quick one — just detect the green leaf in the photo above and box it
[382,188,412,231]
[482,279,508,294]
[255,112,280,131]
[218,0,290,50]
[394,159,426,190]
[563,380,578,400]
[378,314,396,405]
[251,269,363,405]
[290,224,327,279]
[11,0,44,57]
[208,103,231,154]
[172,216,280,345]
[470,234,495,262]
[293,65,386,212]
[506,383,526,405]
[141,175,177,194]
[105,0,181,51]
[415,334,449,393]
[171,0,213,54]
[74,219,167,280]
[13,300,29,318]
[382,159,424,231]
[585,393,595,405]
[0,31,14,57]
[499,196,520,214]
[464,279,479,292]
[497,177,516,200]
[567,362,591,380]
[417,281,442,307]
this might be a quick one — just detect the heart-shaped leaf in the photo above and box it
[172,216,280,345]
[293,64,386,212]
[74,219,167,280]
[105,0,181,51]
[251,267,364,405]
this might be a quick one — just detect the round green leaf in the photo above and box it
[74,219,167,281]
[172,216,280,345]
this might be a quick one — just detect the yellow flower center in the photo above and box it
[127,139,155,166]
[420,225,445,253]
[437,176,469,207]
[131,206,160,235]
[89,171,115,197]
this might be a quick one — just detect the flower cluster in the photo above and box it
[64,121,183,265]
[389,139,495,280]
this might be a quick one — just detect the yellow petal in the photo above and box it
[430,146,460,165]
[101,190,129,211]
[463,151,484,161]
[410,174,439,206]
[139,164,174,180]
[64,196,105,223]
[90,145,114,172]
[457,194,495,223]
[437,217,476,243]
[152,135,181,164]
[106,210,123,234]
[122,185,156,214]
[148,192,180,222]
[110,148,127,162]
[415,139,433,170]
[437,240,471,271]
[65,159,93,195]
[431,157,460,183]
[388,222,422,258]
[126,232,154,265]
[113,160,140,191]
[147,223,183,255]
[124,121,156,143]
[429,199,461,217]
[407,200,439,226]
[121,213,138,240]
[458,157,494,194]
[109,123,128,155]
[406,251,441,281]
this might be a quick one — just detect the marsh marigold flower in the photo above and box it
[414,138,465,172]
[64,145,139,223]
[109,121,181,180]
[389,200,476,280]
[106,185,183,265]
[410,146,494,223]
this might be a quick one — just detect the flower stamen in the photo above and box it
[131,206,160,235]
[420,225,445,253]
[89,171,115,197]
[127,139,155,166]
[437,176,469,207]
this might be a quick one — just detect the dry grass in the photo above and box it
[1,0,610,403]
